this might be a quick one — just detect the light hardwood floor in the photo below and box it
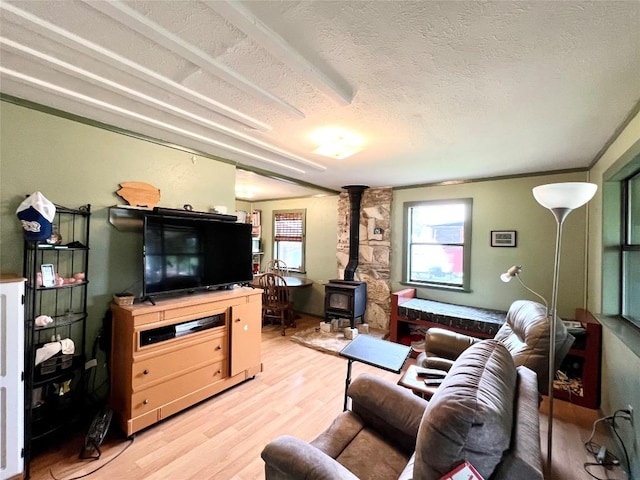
[29,316,626,480]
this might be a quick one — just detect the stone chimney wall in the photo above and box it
[337,187,392,330]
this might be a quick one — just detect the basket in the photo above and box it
[39,353,73,376]
[113,294,135,306]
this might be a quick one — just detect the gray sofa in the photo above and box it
[261,339,543,480]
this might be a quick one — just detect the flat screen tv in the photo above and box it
[142,215,253,298]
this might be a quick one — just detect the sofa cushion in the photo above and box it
[311,411,412,480]
[335,428,411,480]
[311,377,425,480]
[348,373,428,454]
[414,340,517,480]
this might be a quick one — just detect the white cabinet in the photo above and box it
[0,275,25,480]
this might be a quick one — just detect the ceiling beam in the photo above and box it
[83,0,306,119]
[204,0,353,106]
[0,2,271,132]
[1,66,309,174]
[0,37,327,172]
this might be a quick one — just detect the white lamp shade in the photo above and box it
[500,273,513,282]
[532,182,597,210]
[500,265,521,282]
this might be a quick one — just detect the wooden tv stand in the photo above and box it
[109,287,262,436]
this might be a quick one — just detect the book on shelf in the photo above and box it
[562,320,586,334]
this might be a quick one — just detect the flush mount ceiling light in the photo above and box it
[311,128,364,160]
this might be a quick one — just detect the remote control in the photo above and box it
[415,367,448,378]
[424,378,444,386]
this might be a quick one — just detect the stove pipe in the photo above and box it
[342,185,369,281]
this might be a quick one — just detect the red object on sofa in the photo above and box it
[440,461,484,480]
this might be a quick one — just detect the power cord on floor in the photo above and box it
[582,409,632,480]
[48,435,135,480]
[609,410,632,474]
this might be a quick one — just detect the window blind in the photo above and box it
[274,212,303,242]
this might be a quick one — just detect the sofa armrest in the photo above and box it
[348,373,429,453]
[261,435,360,480]
[491,366,544,480]
[415,353,455,371]
[423,327,481,359]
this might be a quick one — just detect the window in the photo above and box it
[403,199,472,290]
[622,171,640,326]
[273,209,306,272]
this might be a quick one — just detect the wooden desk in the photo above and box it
[252,275,312,322]
[252,275,312,289]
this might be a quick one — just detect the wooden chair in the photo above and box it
[266,259,288,276]
[258,273,295,335]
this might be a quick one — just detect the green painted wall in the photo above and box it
[252,170,591,321]
[588,110,640,313]
[1,101,236,390]
[588,109,640,478]
[235,200,252,216]
[392,172,590,318]
[250,195,339,317]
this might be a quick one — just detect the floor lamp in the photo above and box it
[532,182,597,472]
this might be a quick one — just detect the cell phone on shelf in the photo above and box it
[40,264,55,287]
[415,367,447,378]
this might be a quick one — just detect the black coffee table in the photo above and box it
[339,335,412,410]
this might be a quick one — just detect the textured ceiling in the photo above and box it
[1,1,639,200]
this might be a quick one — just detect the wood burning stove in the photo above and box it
[324,280,367,328]
[324,185,370,329]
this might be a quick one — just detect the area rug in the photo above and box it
[290,326,387,356]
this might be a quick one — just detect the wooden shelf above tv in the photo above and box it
[108,205,237,232]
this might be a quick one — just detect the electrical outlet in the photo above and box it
[628,404,634,425]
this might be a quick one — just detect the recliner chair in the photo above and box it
[262,340,544,480]
[416,300,574,395]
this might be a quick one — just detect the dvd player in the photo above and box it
[139,313,225,346]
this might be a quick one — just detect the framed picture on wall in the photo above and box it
[491,230,517,247]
